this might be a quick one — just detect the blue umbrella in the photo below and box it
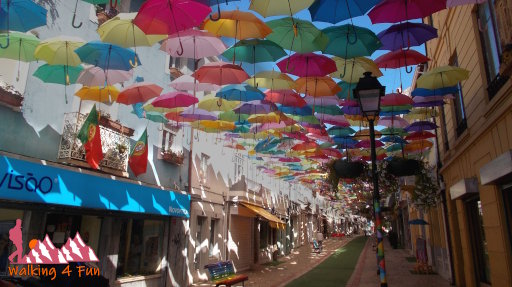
[279,105,313,116]
[309,0,380,24]
[215,84,265,101]
[0,0,47,48]
[380,135,408,144]
[377,22,438,51]
[408,219,428,225]
[380,110,410,116]
[412,86,459,97]
[405,121,438,132]
[337,81,357,99]
[333,137,358,148]
[254,137,280,153]
[75,41,141,71]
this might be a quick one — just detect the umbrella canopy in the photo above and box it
[313,105,342,115]
[193,62,249,85]
[305,95,340,106]
[264,90,307,107]
[218,110,249,122]
[416,66,470,89]
[322,24,381,58]
[199,120,236,131]
[216,84,265,101]
[33,64,83,85]
[75,86,120,102]
[249,0,315,17]
[336,81,357,100]
[380,135,407,144]
[246,71,295,90]
[405,121,438,132]
[133,0,211,35]
[198,97,240,112]
[0,32,40,62]
[170,74,220,92]
[233,100,276,114]
[404,140,433,153]
[143,111,169,123]
[378,116,409,128]
[222,39,286,63]
[152,91,199,108]
[328,126,355,137]
[180,107,218,121]
[308,0,381,24]
[331,57,382,83]
[0,0,47,48]
[248,112,282,124]
[411,86,459,97]
[368,0,446,24]
[375,49,430,69]
[97,14,165,48]
[34,37,84,66]
[201,10,272,40]
[295,76,342,97]
[277,52,337,77]
[378,22,438,51]
[282,105,313,116]
[75,41,141,71]
[117,82,163,105]
[161,29,227,59]
[266,17,329,53]
[292,141,318,151]
[318,114,350,126]
[381,93,414,106]
[405,131,436,141]
[77,66,133,86]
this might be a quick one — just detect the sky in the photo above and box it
[216,1,426,94]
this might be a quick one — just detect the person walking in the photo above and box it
[315,229,324,251]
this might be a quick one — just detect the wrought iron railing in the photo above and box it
[58,112,130,173]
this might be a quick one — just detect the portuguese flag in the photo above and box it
[129,128,148,176]
[78,105,103,169]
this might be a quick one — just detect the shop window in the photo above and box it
[449,52,467,137]
[477,1,507,99]
[117,219,164,278]
[259,221,269,249]
[209,219,219,258]
[466,198,491,284]
[45,214,82,248]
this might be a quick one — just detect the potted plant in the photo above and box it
[161,149,185,165]
[334,159,366,179]
[412,163,439,209]
[117,143,128,154]
[386,156,422,177]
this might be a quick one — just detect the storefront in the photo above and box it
[0,154,190,286]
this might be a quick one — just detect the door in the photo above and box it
[229,216,253,271]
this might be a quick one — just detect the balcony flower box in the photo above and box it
[161,150,184,165]
[99,115,134,136]
[0,82,23,109]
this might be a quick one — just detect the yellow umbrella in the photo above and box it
[75,86,120,103]
[144,104,183,114]
[201,10,272,40]
[198,96,240,112]
[330,57,382,83]
[404,108,438,121]
[404,140,433,153]
[353,129,382,139]
[199,120,236,131]
[248,112,281,124]
[34,36,84,66]
[246,71,295,90]
[295,76,341,97]
[97,14,166,48]
[249,0,315,17]
[416,65,469,89]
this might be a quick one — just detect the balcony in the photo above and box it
[57,112,132,177]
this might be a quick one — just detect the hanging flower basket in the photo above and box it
[334,160,366,179]
[161,150,184,165]
[386,157,422,177]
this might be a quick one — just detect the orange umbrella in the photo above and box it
[117,82,163,105]
[404,140,433,153]
[201,10,272,40]
[353,129,382,139]
[292,141,318,151]
[75,86,119,103]
[295,76,341,97]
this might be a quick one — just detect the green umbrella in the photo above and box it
[336,81,357,100]
[266,17,329,53]
[318,142,336,148]
[290,115,320,124]
[144,111,169,123]
[322,24,381,59]
[219,110,249,122]
[222,39,286,64]
[312,105,342,115]
[328,127,355,137]
[33,64,83,85]
[386,143,404,153]
[233,125,250,133]
[0,32,40,81]
[381,127,408,137]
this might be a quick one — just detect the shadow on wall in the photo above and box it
[0,105,60,160]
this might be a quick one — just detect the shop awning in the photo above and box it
[240,202,285,229]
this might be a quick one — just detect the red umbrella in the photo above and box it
[405,131,436,141]
[356,140,385,149]
[381,93,414,106]
[279,157,301,163]
[277,52,337,77]
[322,148,343,158]
[375,49,430,70]
[292,141,318,151]
[193,62,249,85]
[117,82,163,105]
[264,90,307,107]
[284,132,309,141]
[362,154,387,161]
[133,0,211,35]
[368,0,446,24]
[152,91,199,108]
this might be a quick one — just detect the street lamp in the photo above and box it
[353,71,388,287]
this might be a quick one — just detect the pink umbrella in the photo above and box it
[378,116,409,128]
[279,157,301,163]
[117,82,163,105]
[77,66,132,86]
[356,140,384,148]
[152,91,199,108]
[170,75,220,92]
[264,90,307,107]
[160,29,227,59]
[447,0,487,8]
[277,52,337,77]
[381,93,414,106]
[304,95,340,106]
[339,99,359,107]
[368,0,446,24]
[251,122,287,133]
[180,107,217,121]
[283,132,309,142]
[375,49,430,71]
[193,62,250,85]
[322,148,343,158]
[317,114,350,127]
[133,0,211,37]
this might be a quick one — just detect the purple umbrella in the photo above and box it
[405,121,438,132]
[305,95,340,106]
[233,100,276,114]
[413,101,445,107]
[377,22,438,51]
[368,0,446,24]
[342,106,361,115]
[180,107,218,121]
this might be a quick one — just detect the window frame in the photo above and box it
[449,52,468,137]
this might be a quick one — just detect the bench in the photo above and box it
[204,261,249,287]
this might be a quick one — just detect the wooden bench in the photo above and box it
[204,261,249,287]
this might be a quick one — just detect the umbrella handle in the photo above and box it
[72,0,83,28]
[176,40,184,56]
[129,55,139,68]
[405,65,413,73]
[0,33,9,49]
[209,4,221,21]
[347,25,358,45]
[216,98,223,107]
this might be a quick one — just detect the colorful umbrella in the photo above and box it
[180,107,218,121]
[246,71,295,90]
[143,111,170,123]
[248,112,282,124]
[377,22,438,51]
[199,120,236,131]
[381,93,414,106]
[0,0,47,48]
[152,91,199,108]
[308,0,380,24]
[266,17,329,53]
[133,0,211,35]
[98,14,165,48]
[33,64,83,85]
[249,0,315,17]
[277,52,337,77]
[281,105,313,116]
[292,141,318,151]
[264,90,307,107]
[34,37,84,66]
[404,108,438,121]
[336,81,357,99]
[380,135,407,144]
[193,62,249,85]
[161,29,226,59]
[331,57,382,83]
[447,0,488,7]
[404,140,433,154]
[201,10,272,40]
[377,116,409,128]
[222,39,286,63]
[375,49,430,70]
[75,41,141,71]
[405,131,436,141]
[75,86,120,102]
[328,126,355,137]
[233,100,276,114]
[368,0,446,24]
[117,82,163,105]
[405,121,438,132]
[0,32,40,62]
[322,24,381,58]
[170,74,220,92]
[313,105,342,115]
[198,97,240,112]
[411,86,459,97]
[416,66,470,89]
[295,76,342,97]
[216,84,265,101]
[305,95,340,106]
[318,114,350,127]
[219,110,249,122]
[77,66,133,86]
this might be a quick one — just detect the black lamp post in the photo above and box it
[353,72,388,287]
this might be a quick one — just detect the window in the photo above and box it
[117,219,164,278]
[209,219,218,257]
[466,198,491,284]
[449,52,467,136]
[201,153,210,182]
[477,1,507,99]
[161,126,176,153]
[440,105,450,152]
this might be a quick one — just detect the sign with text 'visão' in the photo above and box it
[0,155,190,218]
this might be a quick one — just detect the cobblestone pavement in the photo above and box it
[347,237,451,287]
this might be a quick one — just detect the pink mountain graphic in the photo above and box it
[16,233,98,264]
